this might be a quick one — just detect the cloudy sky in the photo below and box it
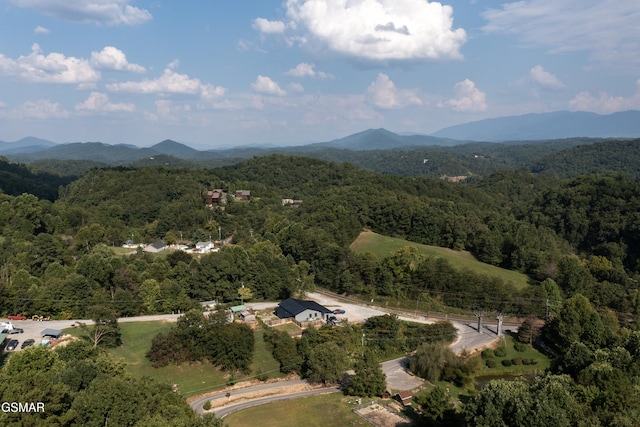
[0,0,638,148]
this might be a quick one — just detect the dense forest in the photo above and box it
[2,140,640,425]
[1,153,639,318]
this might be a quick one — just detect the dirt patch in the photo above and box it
[208,383,314,409]
[354,403,413,427]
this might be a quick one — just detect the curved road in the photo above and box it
[5,290,516,416]
[188,291,513,416]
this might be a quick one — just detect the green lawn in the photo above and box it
[476,334,551,377]
[251,327,285,380]
[65,320,282,397]
[351,231,531,289]
[272,322,302,334]
[223,393,369,427]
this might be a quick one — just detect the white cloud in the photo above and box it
[483,1,640,68]
[529,65,565,90]
[13,99,69,119]
[289,82,304,93]
[282,0,466,62]
[0,43,100,84]
[106,68,226,100]
[285,62,332,79]
[569,80,640,114]
[366,73,422,109]
[445,79,487,112]
[34,25,49,34]
[76,91,135,113]
[90,46,145,73]
[7,0,152,26]
[252,75,286,96]
[253,17,286,34]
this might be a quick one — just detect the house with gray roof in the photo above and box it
[275,298,332,322]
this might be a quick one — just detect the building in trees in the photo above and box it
[275,298,332,322]
[234,190,251,201]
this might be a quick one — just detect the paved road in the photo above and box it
[189,379,339,418]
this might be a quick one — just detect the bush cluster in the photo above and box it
[494,347,507,357]
[481,349,495,359]
[514,342,528,352]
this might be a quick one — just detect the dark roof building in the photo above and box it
[41,328,63,339]
[275,298,332,322]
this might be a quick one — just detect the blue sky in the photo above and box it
[0,0,638,148]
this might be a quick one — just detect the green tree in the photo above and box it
[410,342,459,382]
[415,385,456,427]
[79,304,121,347]
[305,342,348,385]
[347,351,386,397]
[544,294,605,351]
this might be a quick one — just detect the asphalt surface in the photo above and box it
[1,313,182,352]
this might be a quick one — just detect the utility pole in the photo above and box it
[361,331,365,356]
[473,310,485,334]
[496,313,504,337]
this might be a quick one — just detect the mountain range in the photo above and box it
[1,110,639,163]
[431,110,640,141]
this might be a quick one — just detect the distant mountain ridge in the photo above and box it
[305,128,462,150]
[431,110,640,141]
[3,110,640,163]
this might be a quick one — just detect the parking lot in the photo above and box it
[1,318,81,352]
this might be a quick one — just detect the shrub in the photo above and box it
[522,359,532,365]
[481,349,495,359]
[494,347,507,358]
[486,359,497,368]
[501,359,512,367]
[512,358,523,365]
[527,359,539,365]
[203,400,212,411]
[514,342,528,352]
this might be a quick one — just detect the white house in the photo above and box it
[195,241,215,253]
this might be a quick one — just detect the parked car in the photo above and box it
[9,328,23,334]
[6,339,19,351]
[7,314,26,320]
[333,309,346,314]
[20,339,35,349]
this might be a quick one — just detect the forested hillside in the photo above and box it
[3,153,640,425]
[0,154,637,319]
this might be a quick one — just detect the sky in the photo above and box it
[0,0,638,149]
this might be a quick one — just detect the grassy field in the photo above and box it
[65,320,282,397]
[223,393,369,427]
[251,327,285,380]
[350,231,531,289]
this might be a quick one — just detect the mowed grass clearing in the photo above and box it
[351,231,530,289]
[223,393,369,427]
[65,320,282,397]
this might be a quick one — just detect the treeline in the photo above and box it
[0,157,74,200]
[146,309,254,372]
[0,341,223,426]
